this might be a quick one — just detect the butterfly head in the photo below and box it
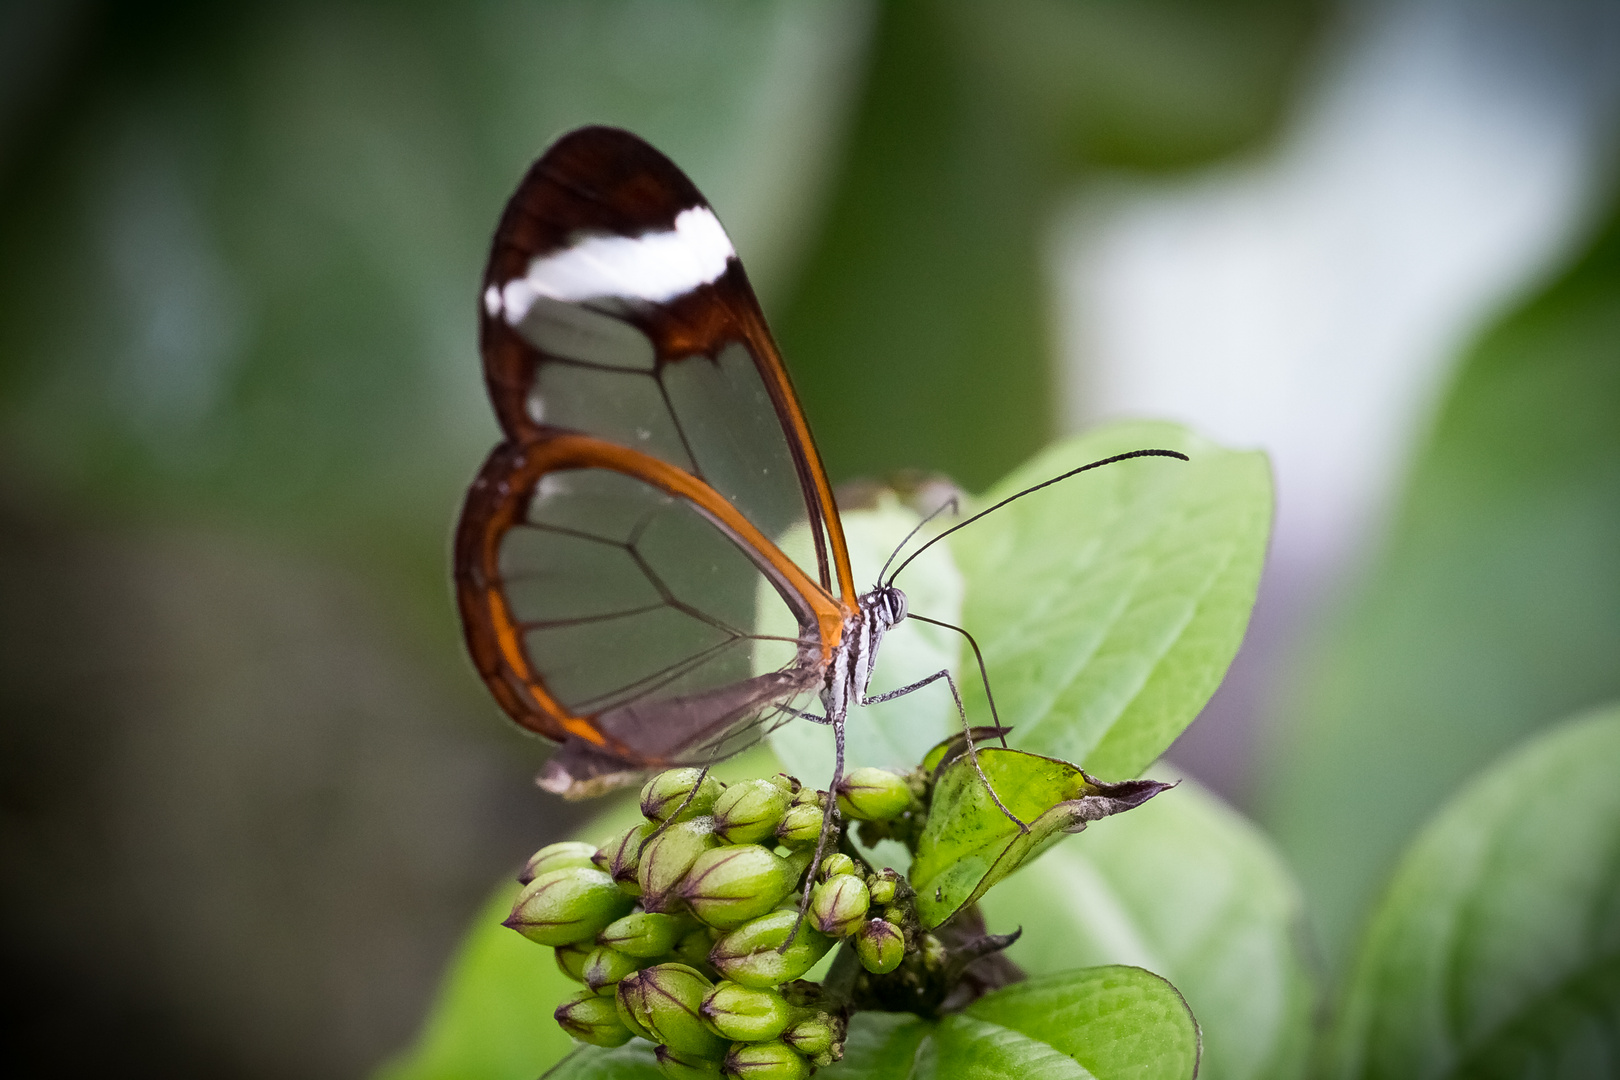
[862,584,908,630]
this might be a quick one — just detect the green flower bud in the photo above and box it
[700,981,792,1042]
[639,818,718,913]
[673,925,717,970]
[582,944,645,994]
[504,867,634,946]
[867,868,901,906]
[780,1014,838,1058]
[817,854,856,881]
[616,964,728,1057]
[613,992,656,1042]
[598,911,692,958]
[722,1039,810,1080]
[520,840,600,885]
[774,803,827,849]
[790,787,825,808]
[554,989,635,1047]
[835,767,912,821]
[641,769,724,823]
[770,774,800,795]
[711,779,791,845]
[809,875,869,938]
[596,822,652,895]
[921,933,947,972]
[655,1045,725,1080]
[554,941,593,983]
[679,845,809,929]
[854,918,905,974]
[709,911,833,988]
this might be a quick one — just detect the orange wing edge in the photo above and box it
[453,432,848,798]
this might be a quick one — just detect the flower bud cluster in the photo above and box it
[511,767,902,1078]
[808,857,916,978]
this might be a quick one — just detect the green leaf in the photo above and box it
[543,1043,662,1080]
[823,969,1199,1080]
[949,420,1272,778]
[1326,703,1620,1080]
[821,1012,934,1080]
[979,775,1315,1080]
[1260,199,1620,964]
[924,1015,1095,1079]
[909,748,1169,928]
[959,966,1200,1080]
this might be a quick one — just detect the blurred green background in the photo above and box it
[1,1,1616,1077]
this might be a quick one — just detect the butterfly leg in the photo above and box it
[863,671,1026,831]
[776,703,833,725]
[782,707,846,951]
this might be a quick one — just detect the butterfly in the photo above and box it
[454,126,1184,807]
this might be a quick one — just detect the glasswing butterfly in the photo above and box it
[454,126,1184,819]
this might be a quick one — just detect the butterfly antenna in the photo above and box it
[885,448,1189,587]
[876,494,961,585]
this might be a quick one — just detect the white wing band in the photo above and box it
[490,206,735,323]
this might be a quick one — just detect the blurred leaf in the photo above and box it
[1260,195,1620,964]
[955,966,1200,1080]
[775,0,1322,491]
[948,0,1323,172]
[1326,703,1620,1080]
[950,421,1272,778]
[979,776,1315,1080]
[910,748,1168,928]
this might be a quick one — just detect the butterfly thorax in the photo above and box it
[821,585,908,720]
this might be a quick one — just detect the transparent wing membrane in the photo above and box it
[494,465,812,761]
[511,305,823,579]
[515,296,656,371]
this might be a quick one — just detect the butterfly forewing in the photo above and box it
[479,128,844,580]
[456,127,855,793]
